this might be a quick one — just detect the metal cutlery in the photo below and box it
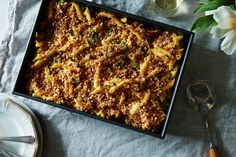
[0,136,35,144]
[0,144,22,157]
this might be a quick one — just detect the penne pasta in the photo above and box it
[27,1,184,132]
[84,7,92,24]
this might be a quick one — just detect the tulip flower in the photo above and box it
[210,6,236,55]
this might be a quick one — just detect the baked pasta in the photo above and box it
[27,1,184,132]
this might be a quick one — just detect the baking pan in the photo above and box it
[13,0,194,138]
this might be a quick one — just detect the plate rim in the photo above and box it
[0,93,43,157]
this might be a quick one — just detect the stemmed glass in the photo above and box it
[152,0,184,17]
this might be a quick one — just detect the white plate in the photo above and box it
[0,93,40,157]
[8,94,43,157]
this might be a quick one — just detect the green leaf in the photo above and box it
[199,0,215,4]
[191,15,217,32]
[194,2,224,13]
[199,0,235,4]
[195,0,235,13]
[228,4,235,10]
[194,5,202,13]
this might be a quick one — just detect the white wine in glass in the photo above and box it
[153,0,184,17]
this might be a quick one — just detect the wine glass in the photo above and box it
[152,0,184,17]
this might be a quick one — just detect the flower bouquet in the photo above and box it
[192,0,236,55]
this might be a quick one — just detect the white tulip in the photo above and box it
[210,6,236,55]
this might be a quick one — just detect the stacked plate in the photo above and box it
[0,93,43,157]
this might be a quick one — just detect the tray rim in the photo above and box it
[13,0,195,139]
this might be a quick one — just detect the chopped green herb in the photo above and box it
[49,56,53,63]
[87,27,97,45]
[89,34,98,46]
[107,29,112,33]
[56,0,65,3]
[80,5,86,11]
[49,56,57,64]
[121,42,128,50]
[88,28,94,37]
[73,78,80,85]
[112,40,119,44]
[117,60,126,68]
[103,84,110,87]
[154,76,159,81]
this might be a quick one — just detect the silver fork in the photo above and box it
[0,144,22,157]
[0,136,35,144]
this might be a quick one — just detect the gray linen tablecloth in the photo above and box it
[0,0,236,156]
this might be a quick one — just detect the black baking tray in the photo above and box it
[13,0,194,139]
